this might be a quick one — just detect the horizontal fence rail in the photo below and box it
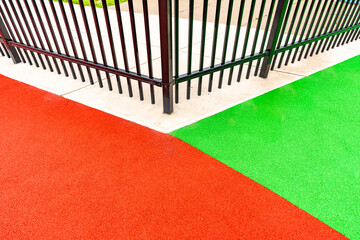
[0,0,359,114]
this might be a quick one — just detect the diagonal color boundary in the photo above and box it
[0,74,346,239]
[171,55,360,239]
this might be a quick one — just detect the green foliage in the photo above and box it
[53,0,127,8]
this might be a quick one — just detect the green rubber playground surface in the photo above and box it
[171,55,360,239]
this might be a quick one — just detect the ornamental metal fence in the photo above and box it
[0,0,359,114]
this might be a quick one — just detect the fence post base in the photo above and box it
[159,0,174,114]
[259,56,272,78]
[259,0,289,79]
[162,83,173,114]
[0,16,21,64]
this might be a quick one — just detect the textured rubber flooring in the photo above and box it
[0,74,347,239]
[172,55,360,239]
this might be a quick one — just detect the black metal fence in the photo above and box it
[0,0,359,114]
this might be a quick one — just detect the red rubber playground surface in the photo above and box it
[0,74,347,239]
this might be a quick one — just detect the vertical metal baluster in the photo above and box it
[321,0,346,52]
[0,24,6,57]
[330,0,355,49]
[344,3,360,43]
[1,38,10,58]
[186,0,194,99]
[284,0,310,66]
[218,0,234,88]
[47,0,76,78]
[2,46,9,58]
[0,42,5,57]
[1,43,11,59]
[4,46,10,58]
[297,0,323,60]
[102,0,122,93]
[7,0,39,67]
[336,0,360,47]
[0,40,4,56]
[0,14,20,62]
[22,0,53,72]
[40,0,68,76]
[128,0,144,100]
[334,0,353,45]
[304,0,328,58]
[355,27,360,40]
[197,0,208,96]
[0,4,26,63]
[15,0,46,69]
[346,3,360,41]
[142,0,155,104]
[237,0,256,82]
[3,46,9,57]
[31,0,60,74]
[78,0,101,86]
[0,31,10,57]
[0,34,8,57]
[0,40,8,59]
[339,4,360,45]
[174,0,180,102]
[1,44,11,58]
[354,28,360,42]
[58,0,85,82]
[89,0,112,89]
[355,10,360,40]
[355,19,360,40]
[351,30,360,42]
[354,30,360,42]
[254,0,276,76]
[114,0,132,96]
[270,0,294,70]
[310,0,337,56]
[228,0,245,85]
[208,0,221,92]
[68,0,93,84]
[354,31,359,41]
[246,0,266,79]
[346,29,359,44]
[1,46,10,58]
[277,0,302,68]
[291,0,316,63]
[0,7,12,59]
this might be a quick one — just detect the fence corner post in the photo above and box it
[158,0,174,114]
[259,0,289,78]
[0,15,21,64]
